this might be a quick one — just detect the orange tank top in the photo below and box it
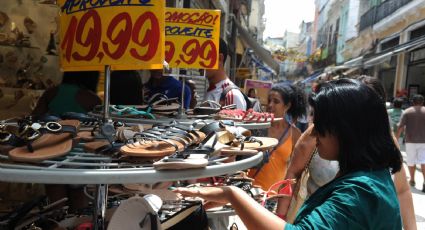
[248,132,293,190]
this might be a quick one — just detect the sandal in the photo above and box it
[217,109,281,123]
[9,120,80,162]
[138,93,181,114]
[191,100,236,116]
[260,179,295,206]
[120,132,187,158]
[0,124,26,154]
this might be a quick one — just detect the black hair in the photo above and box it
[357,75,386,101]
[61,71,99,93]
[310,79,402,174]
[412,94,424,105]
[270,83,306,120]
[110,70,143,105]
[248,88,256,97]
[393,97,403,108]
[219,38,228,64]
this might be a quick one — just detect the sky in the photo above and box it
[263,0,316,38]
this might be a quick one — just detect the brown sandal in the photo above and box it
[9,120,80,162]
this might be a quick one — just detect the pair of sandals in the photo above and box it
[0,116,80,162]
[94,93,181,119]
[217,108,278,123]
[120,121,279,170]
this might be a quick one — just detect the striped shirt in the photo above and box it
[205,79,247,110]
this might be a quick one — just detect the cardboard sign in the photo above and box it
[245,79,273,105]
[165,8,220,69]
[58,0,165,71]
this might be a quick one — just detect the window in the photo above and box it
[410,25,425,40]
[381,37,399,51]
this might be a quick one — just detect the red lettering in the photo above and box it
[130,11,160,61]
[199,40,217,68]
[72,10,102,61]
[61,16,78,62]
[165,41,175,63]
[179,39,200,65]
[103,12,132,60]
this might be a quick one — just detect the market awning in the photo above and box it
[250,55,274,73]
[234,19,280,74]
[344,56,364,67]
[364,36,425,67]
[301,71,323,84]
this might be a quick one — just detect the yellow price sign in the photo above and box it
[164,8,221,69]
[58,0,165,71]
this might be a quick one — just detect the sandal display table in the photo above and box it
[0,145,263,229]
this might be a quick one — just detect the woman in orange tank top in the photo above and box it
[248,83,306,190]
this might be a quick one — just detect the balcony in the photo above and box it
[359,0,413,31]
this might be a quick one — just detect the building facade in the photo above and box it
[311,0,425,98]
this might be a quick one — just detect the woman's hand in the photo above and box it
[173,186,233,205]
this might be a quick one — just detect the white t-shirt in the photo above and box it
[205,79,247,110]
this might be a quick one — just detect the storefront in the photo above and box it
[378,56,397,99]
[406,47,425,97]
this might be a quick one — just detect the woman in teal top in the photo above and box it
[174,79,403,229]
[32,71,101,116]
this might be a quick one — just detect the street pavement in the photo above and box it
[402,152,425,230]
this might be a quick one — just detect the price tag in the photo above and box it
[58,0,165,71]
[165,8,221,69]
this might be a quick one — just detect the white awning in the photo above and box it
[364,36,425,67]
[234,19,280,74]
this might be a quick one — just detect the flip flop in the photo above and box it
[9,120,80,162]
[229,136,279,151]
[107,196,161,230]
[120,135,186,158]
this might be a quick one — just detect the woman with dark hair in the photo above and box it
[277,76,416,229]
[32,71,101,116]
[247,88,257,98]
[247,83,306,190]
[175,79,403,229]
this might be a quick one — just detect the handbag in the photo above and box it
[286,148,317,224]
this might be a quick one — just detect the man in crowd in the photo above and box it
[397,94,425,192]
[145,69,191,109]
[205,39,246,110]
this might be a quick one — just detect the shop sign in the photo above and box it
[245,79,272,89]
[58,0,165,71]
[244,79,273,105]
[165,8,220,69]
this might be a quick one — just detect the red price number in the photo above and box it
[61,9,160,63]
[165,39,217,68]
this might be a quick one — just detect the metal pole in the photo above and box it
[93,184,108,230]
[103,65,111,122]
[176,68,187,119]
[94,64,111,229]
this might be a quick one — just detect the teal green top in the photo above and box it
[388,108,403,134]
[285,170,401,230]
[48,84,86,115]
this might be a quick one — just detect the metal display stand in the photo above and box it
[87,113,272,130]
[0,143,262,229]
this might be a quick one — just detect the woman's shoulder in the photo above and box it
[333,170,395,198]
